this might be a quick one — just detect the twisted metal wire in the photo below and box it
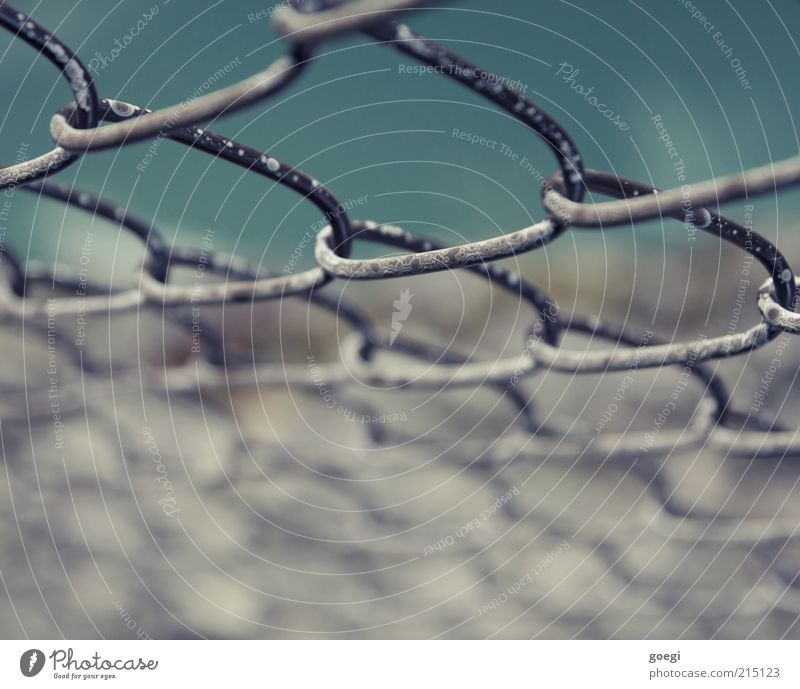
[0,3,99,187]
[542,155,800,230]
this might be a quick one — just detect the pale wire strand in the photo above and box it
[759,276,800,333]
[542,155,800,229]
[49,53,306,153]
[48,0,450,154]
[273,0,452,42]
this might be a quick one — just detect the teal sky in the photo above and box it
[2,0,800,287]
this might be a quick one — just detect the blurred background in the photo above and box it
[1,0,799,638]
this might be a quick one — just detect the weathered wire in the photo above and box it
[0,2,99,188]
[543,154,800,229]
[546,169,797,310]
[273,0,448,42]
[315,217,556,279]
[49,46,311,153]
[366,21,585,204]
[758,276,800,333]
[316,19,587,275]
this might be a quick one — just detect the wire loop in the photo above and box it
[0,3,99,188]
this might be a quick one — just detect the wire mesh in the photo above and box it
[0,0,799,639]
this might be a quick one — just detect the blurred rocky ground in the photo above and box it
[1,234,800,639]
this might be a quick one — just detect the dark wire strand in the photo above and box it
[0,1,99,182]
[19,178,171,283]
[366,21,585,204]
[98,98,355,261]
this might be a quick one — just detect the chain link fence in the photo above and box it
[0,0,799,638]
